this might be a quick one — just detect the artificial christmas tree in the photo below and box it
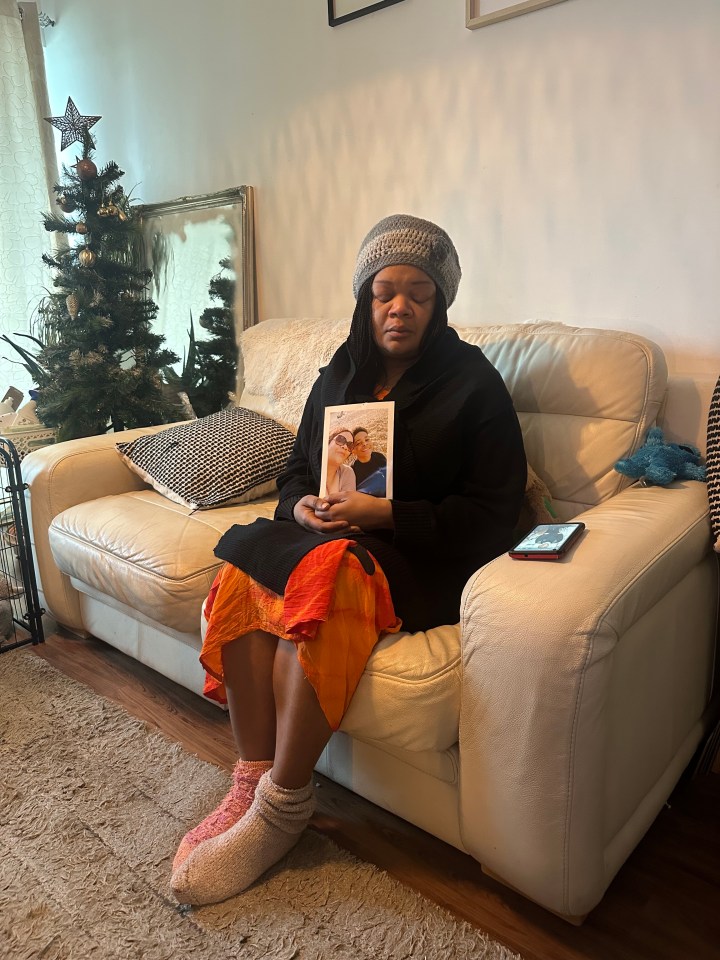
[12,123,178,441]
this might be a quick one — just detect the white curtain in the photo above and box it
[0,0,57,400]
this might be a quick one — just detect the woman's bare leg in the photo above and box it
[222,631,332,786]
[271,638,333,788]
[172,629,278,871]
[221,629,278,760]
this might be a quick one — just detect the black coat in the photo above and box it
[215,328,527,632]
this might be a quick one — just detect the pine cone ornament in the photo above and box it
[66,293,79,319]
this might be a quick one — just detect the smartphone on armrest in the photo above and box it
[509,521,585,561]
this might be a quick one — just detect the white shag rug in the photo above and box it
[0,651,522,960]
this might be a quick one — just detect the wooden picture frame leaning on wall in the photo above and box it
[466,0,569,30]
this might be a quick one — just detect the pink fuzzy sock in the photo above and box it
[172,758,272,872]
[170,770,315,906]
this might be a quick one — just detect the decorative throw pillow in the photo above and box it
[116,407,296,510]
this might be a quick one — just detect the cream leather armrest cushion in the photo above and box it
[22,423,179,630]
[458,482,713,916]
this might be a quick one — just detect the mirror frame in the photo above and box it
[136,185,257,332]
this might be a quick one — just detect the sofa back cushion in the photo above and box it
[239,318,667,518]
[464,322,667,517]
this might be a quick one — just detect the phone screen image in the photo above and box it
[509,522,585,560]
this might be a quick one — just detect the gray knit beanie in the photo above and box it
[352,214,462,307]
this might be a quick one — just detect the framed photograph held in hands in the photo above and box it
[320,401,394,499]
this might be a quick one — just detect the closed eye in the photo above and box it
[372,291,435,304]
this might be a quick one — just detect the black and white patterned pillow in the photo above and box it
[116,407,296,510]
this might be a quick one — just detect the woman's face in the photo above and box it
[371,265,436,366]
[328,430,354,468]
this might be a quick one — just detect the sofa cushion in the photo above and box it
[463,322,668,517]
[49,490,279,633]
[116,407,296,510]
[340,623,461,752]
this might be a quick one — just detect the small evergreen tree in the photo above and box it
[194,258,238,418]
[29,129,178,440]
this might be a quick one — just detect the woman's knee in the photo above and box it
[221,630,278,673]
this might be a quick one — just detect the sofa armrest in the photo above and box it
[22,423,177,630]
[458,482,716,917]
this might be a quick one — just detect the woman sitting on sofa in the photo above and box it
[170,214,527,906]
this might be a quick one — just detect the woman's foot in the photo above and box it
[170,770,315,905]
[172,759,272,872]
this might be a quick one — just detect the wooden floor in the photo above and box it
[27,628,720,960]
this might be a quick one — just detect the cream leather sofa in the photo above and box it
[23,319,717,920]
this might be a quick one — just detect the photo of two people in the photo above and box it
[319,401,394,499]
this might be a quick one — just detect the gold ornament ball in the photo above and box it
[75,158,97,181]
[78,247,97,268]
[57,194,77,213]
[75,222,88,234]
[97,202,111,218]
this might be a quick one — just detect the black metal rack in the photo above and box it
[0,438,45,652]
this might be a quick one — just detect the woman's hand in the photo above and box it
[314,491,394,532]
[293,495,354,534]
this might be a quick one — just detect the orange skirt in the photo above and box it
[200,539,401,730]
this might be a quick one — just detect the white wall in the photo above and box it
[41,0,719,442]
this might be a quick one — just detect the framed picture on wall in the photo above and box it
[328,0,405,28]
[466,0,569,30]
